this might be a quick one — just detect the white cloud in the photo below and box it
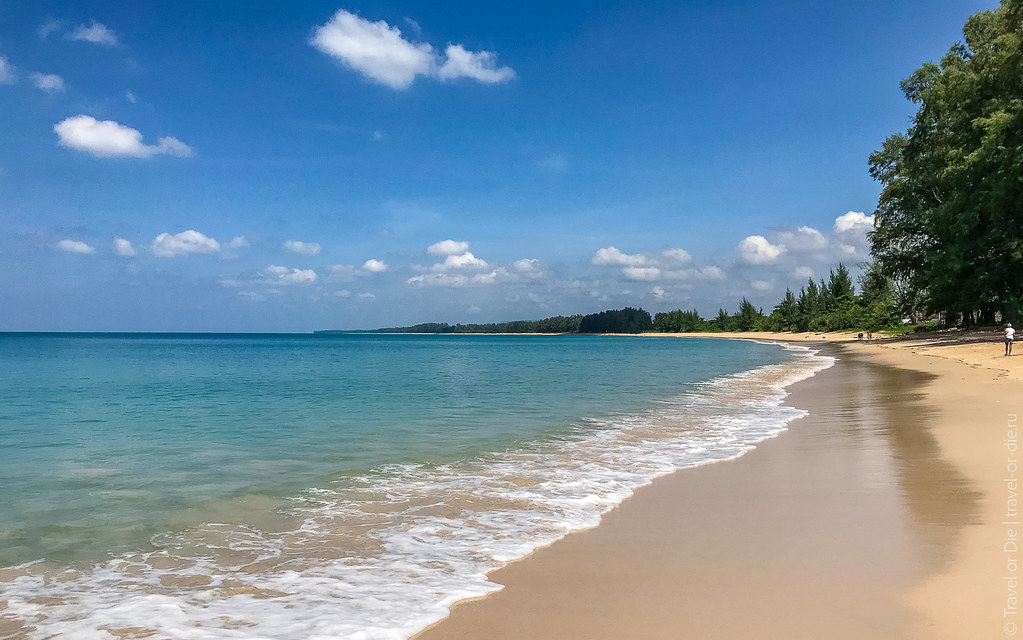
[57,239,94,254]
[751,280,772,291]
[792,266,815,279]
[265,265,318,285]
[125,90,137,104]
[0,57,16,85]
[38,20,63,40]
[223,236,248,253]
[623,266,660,281]
[362,258,389,272]
[738,235,784,264]
[592,246,646,266]
[435,44,515,84]
[31,73,64,93]
[427,239,470,256]
[834,211,875,234]
[284,239,322,256]
[310,10,514,90]
[152,230,221,257]
[310,10,435,89]
[327,264,358,282]
[661,248,692,265]
[694,266,726,281]
[774,226,827,253]
[113,237,135,256]
[335,289,352,298]
[357,292,376,299]
[652,286,666,300]
[407,270,504,288]
[67,22,118,46]
[55,115,193,158]
[434,252,488,271]
[512,258,542,274]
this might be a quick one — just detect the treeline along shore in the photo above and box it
[317,263,924,335]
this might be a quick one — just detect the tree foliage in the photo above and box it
[578,307,653,333]
[869,0,1023,324]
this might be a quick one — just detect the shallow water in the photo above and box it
[0,333,831,639]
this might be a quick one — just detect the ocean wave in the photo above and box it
[0,343,832,640]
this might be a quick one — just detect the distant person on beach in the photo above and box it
[1006,323,1015,356]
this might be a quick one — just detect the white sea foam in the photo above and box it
[0,343,832,640]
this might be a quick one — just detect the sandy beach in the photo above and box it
[415,330,1018,639]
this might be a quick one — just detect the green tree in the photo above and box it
[773,288,799,331]
[735,298,764,332]
[869,0,1023,325]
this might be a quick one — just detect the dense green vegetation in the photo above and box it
[577,307,653,333]
[320,315,585,334]
[324,264,905,335]
[652,263,902,333]
[869,0,1023,325]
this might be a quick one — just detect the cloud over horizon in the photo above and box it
[151,230,246,258]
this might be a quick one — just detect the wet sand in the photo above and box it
[416,336,1008,639]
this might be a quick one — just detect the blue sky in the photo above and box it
[0,0,995,331]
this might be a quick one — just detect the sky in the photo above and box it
[0,0,997,331]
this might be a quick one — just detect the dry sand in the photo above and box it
[415,330,1018,639]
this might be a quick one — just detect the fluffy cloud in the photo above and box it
[592,245,719,284]
[152,230,221,257]
[623,266,660,281]
[751,280,772,291]
[427,239,470,256]
[407,270,503,288]
[660,248,692,265]
[31,73,64,93]
[592,246,647,266]
[284,240,321,256]
[738,235,784,264]
[0,57,16,85]
[362,258,389,272]
[434,252,488,271]
[435,44,516,83]
[311,10,514,90]
[265,265,318,285]
[57,239,94,254]
[67,22,118,46]
[773,226,828,254]
[834,211,875,234]
[113,237,136,256]
[55,116,193,159]
[409,241,508,287]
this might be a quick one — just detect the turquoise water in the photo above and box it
[0,333,830,639]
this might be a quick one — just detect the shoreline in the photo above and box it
[415,334,1014,639]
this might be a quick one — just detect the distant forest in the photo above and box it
[319,262,913,334]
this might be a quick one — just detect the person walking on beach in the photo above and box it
[1006,323,1015,356]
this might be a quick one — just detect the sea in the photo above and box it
[0,333,832,639]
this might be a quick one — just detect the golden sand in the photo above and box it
[415,330,1015,639]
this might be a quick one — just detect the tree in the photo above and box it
[773,288,799,331]
[869,0,1023,325]
[735,298,764,332]
[579,307,653,333]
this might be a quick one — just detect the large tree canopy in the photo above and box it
[869,0,1023,323]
